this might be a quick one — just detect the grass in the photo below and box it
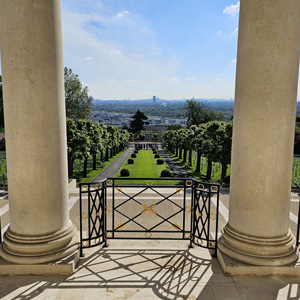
[168,150,231,183]
[73,150,126,186]
[115,150,178,185]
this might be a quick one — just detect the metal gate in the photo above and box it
[79,178,220,256]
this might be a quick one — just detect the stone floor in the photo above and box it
[0,240,300,300]
[1,148,300,299]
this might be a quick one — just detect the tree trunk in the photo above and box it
[101,151,104,162]
[175,147,178,157]
[221,162,227,180]
[68,157,74,179]
[179,148,182,159]
[105,148,109,161]
[83,159,88,177]
[195,150,201,172]
[183,148,187,163]
[206,160,212,180]
[93,154,97,170]
[189,150,193,166]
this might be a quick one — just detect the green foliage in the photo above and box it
[157,158,164,165]
[167,124,182,131]
[0,75,4,130]
[184,98,224,127]
[294,115,300,154]
[120,169,130,176]
[161,169,172,177]
[64,67,92,120]
[154,154,160,158]
[222,175,230,185]
[131,153,137,158]
[129,110,149,133]
[66,118,129,178]
[152,133,159,142]
[128,158,134,164]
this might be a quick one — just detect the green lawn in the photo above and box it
[169,150,231,183]
[115,150,177,185]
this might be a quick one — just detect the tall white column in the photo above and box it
[218,0,300,266]
[0,0,79,264]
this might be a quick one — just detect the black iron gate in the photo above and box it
[79,178,220,256]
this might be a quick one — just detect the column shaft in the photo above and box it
[0,0,79,264]
[218,0,300,266]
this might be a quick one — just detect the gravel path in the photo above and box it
[90,148,133,182]
[158,149,192,178]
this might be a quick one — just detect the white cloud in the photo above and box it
[114,10,130,19]
[127,79,138,83]
[232,58,237,64]
[108,79,115,82]
[215,77,221,81]
[223,2,240,16]
[216,30,222,35]
[170,77,179,82]
[186,76,196,81]
[232,28,238,34]
[82,56,93,61]
[109,50,121,55]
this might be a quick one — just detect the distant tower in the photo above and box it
[153,96,157,104]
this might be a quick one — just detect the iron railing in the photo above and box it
[79,178,220,256]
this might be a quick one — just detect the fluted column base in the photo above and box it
[218,224,298,267]
[0,221,79,265]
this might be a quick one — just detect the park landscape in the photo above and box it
[1,1,300,299]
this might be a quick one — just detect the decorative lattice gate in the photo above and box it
[79,178,220,256]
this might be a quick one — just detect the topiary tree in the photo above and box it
[157,159,164,165]
[161,169,172,177]
[120,169,130,176]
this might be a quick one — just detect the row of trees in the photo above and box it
[67,119,129,178]
[163,120,232,181]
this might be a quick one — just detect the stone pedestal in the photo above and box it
[0,0,79,265]
[218,0,300,268]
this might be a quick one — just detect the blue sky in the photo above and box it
[61,0,240,100]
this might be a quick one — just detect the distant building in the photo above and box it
[153,96,157,104]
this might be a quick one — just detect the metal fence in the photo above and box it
[79,178,220,256]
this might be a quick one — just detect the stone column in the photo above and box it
[0,0,79,264]
[218,0,300,266]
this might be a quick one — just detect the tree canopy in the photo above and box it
[129,110,149,133]
[64,67,92,120]
[184,98,224,127]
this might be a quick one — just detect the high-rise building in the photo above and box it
[153,96,157,104]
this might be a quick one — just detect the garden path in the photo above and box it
[159,150,192,178]
[90,147,133,182]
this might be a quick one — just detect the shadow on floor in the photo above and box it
[1,245,300,300]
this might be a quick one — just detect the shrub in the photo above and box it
[154,154,160,158]
[120,169,130,177]
[157,159,164,165]
[131,153,136,158]
[134,150,139,154]
[128,158,134,164]
[222,175,230,186]
[152,150,158,154]
[161,169,172,177]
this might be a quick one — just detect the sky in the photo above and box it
[61,0,240,100]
